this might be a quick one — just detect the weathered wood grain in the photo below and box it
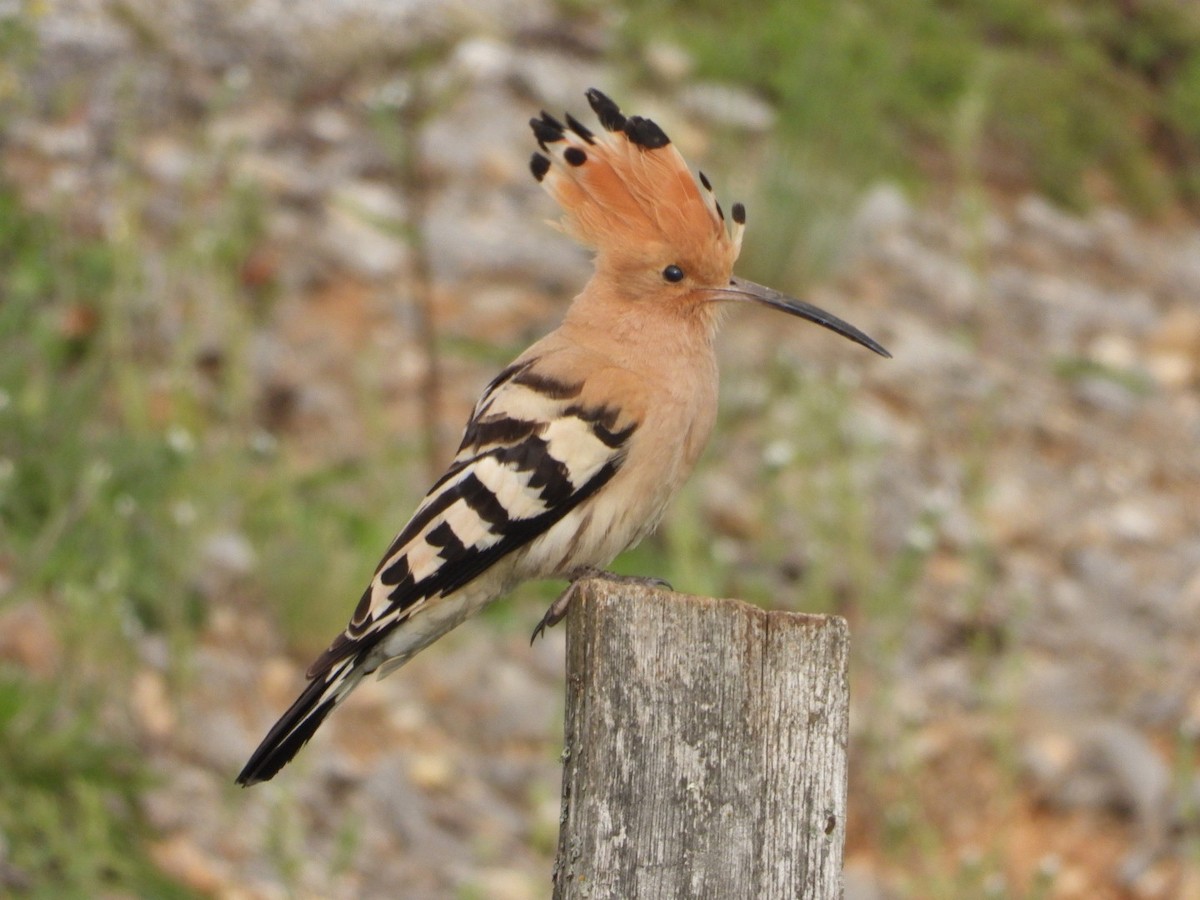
[553,580,850,899]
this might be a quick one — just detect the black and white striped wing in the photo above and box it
[305,357,637,679]
[237,357,638,785]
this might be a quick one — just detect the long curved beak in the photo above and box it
[711,276,891,358]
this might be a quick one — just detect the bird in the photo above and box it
[236,88,889,786]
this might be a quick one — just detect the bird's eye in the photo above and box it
[663,265,685,283]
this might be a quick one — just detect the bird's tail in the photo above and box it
[236,657,364,786]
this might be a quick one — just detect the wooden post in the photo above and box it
[553,580,849,900]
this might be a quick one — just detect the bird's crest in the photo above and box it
[529,89,745,280]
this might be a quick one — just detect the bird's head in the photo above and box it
[530,89,890,357]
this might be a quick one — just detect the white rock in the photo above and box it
[1015,194,1096,252]
[141,135,195,184]
[15,119,93,159]
[306,105,354,144]
[510,52,606,111]
[322,203,409,279]
[643,40,693,82]
[852,183,912,239]
[1109,502,1162,543]
[423,184,587,284]
[209,103,289,150]
[1087,332,1138,371]
[201,530,257,578]
[678,82,775,132]
[451,36,514,83]
[332,179,408,225]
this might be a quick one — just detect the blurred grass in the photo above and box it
[0,677,195,899]
[0,159,409,892]
[622,0,1200,214]
[0,47,390,900]
[0,180,205,894]
[3,0,1199,893]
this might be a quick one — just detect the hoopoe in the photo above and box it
[237,88,888,786]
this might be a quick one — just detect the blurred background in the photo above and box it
[2,0,1199,897]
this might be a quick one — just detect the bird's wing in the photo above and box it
[304,354,639,680]
[237,352,642,785]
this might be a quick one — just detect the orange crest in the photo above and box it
[530,89,744,284]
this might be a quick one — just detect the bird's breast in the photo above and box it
[520,352,719,578]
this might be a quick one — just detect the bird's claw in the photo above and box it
[530,568,673,643]
[531,584,578,644]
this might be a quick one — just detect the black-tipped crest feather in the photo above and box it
[623,115,670,149]
[529,116,563,147]
[586,87,626,132]
[565,112,596,144]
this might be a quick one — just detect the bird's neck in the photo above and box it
[559,279,720,370]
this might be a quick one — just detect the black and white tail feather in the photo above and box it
[236,355,636,785]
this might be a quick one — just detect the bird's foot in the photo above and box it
[567,565,673,592]
[530,567,673,643]
[530,582,580,644]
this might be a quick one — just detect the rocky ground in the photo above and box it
[4,1,1200,898]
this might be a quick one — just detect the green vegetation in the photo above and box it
[5,0,1197,893]
[0,169,410,895]
[0,182,201,895]
[0,677,195,898]
[623,0,1200,213]
[0,139,423,894]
